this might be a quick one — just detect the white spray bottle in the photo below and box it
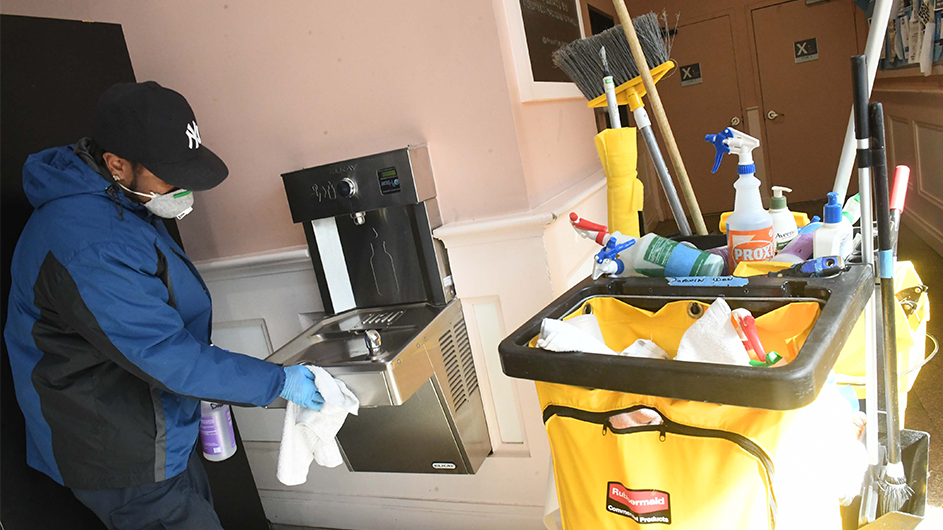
[705,128,774,268]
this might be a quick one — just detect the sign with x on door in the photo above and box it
[680,63,702,87]
[794,38,819,63]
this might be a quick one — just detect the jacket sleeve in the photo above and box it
[53,242,285,407]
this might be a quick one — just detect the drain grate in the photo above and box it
[361,310,405,326]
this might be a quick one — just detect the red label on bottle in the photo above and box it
[728,227,775,268]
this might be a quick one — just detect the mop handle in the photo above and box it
[852,56,872,267]
[890,166,910,256]
[870,104,892,258]
[870,103,903,464]
[852,55,880,470]
[832,0,895,203]
[637,115,693,236]
[600,47,622,129]
[890,166,910,213]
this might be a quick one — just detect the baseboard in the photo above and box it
[258,490,545,530]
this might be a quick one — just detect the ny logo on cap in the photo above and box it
[186,121,202,149]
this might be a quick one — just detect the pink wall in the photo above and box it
[2,0,540,260]
[489,0,603,210]
[516,99,601,209]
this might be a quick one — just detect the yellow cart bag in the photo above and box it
[535,298,858,530]
[832,261,931,426]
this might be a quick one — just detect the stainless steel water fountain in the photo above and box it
[267,146,491,474]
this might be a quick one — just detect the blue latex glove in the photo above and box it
[280,366,324,410]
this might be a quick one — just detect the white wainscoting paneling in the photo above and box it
[915,121,943,209]
[211,319,285,442]
[212,319,273,361]
[197,248,324,445]
[875,88,943,256]
[465,297,527,449]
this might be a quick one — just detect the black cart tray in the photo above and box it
[498,264,873,410]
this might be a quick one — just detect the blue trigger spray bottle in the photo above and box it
[569,212,724,278]
[590,233,724,279]
[705,128,774,269]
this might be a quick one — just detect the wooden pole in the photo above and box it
[611,0,708,235]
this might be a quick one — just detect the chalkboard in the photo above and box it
[520,0,583,82]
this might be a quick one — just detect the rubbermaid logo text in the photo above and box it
[606,482,671,524]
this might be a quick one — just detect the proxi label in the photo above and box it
[729,226,775,268]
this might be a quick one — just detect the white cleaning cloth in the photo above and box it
[277,366,359,486]
[537,317,669,359]
[537,317,613,355]
[622,339,669,360]
[675,298,751,365]
[564,314,606,342]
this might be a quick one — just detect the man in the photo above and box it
[4,81,322,529]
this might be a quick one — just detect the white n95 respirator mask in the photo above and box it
[114,177,194,220]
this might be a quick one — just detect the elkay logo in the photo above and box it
[606,482,671,524]
[186,121,202,149]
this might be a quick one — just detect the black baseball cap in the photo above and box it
[92,81,228,191]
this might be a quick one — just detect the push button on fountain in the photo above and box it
[337,178,357,198]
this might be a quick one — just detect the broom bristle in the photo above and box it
[552,11,675,101]
[879,461,914,514]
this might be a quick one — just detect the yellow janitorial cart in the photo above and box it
[500,258,874,529]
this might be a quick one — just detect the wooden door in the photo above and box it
[752,0,860,203]
[654,15,744,215]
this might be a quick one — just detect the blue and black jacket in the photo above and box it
[4,140,286,489]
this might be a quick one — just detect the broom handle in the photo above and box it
[832,0,895,203]
[611,0,708,235]
[870,102,903,465]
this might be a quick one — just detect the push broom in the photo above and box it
[552,11,698,236]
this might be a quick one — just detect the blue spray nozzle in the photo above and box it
[705,128,734,173]
[705,127,759,174]
[823,192,843,224]
[595,237,636,263]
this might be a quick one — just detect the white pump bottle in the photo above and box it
[705,128,775,268]
[769,186,799,251]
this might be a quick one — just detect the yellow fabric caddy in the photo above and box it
[535,298,851,530]
[596,128,644,237]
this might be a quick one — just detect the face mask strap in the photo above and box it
[113,175,156,199]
